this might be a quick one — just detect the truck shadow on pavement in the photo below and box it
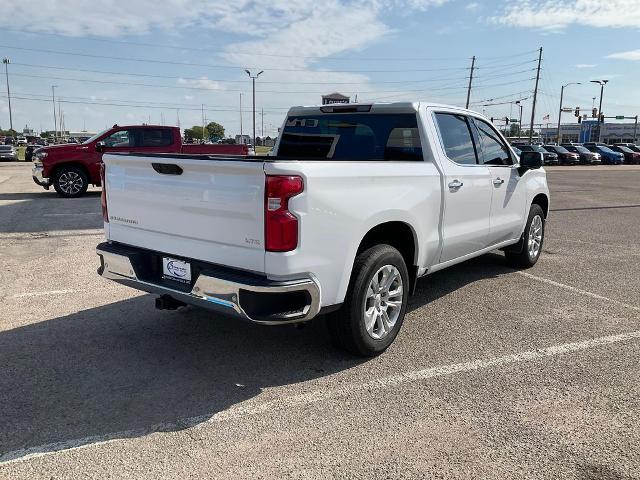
[0,253,513,460]
[0,190,102,234]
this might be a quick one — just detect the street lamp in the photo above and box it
[557,82,581,144]
[51,85,58,141]
[515,100,524,138]
[590,79,608,142]
[2,58,13,132]
[245,69,264,150]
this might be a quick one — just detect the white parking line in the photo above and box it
[43,213,101,217]
[13,289,80,298]
[516,271,640,312]
[2,329,639,465]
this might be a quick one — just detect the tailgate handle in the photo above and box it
[152,163,183,175]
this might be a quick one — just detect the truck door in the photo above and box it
[471,117,526,245]
[432,112,492,263]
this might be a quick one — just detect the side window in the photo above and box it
[103,130,133,148]
[473,119,513,166]
[139,128,173,147]
[434,113,478,165]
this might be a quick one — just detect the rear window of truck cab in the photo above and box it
[278,113,422,161]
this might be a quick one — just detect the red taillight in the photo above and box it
[100,162,108,223]
[265,175,304,252]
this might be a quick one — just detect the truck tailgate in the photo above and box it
[103,154,266,273]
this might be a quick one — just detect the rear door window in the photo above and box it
[139,128,173,147]
[434,113,478,165]
[278,113,422,161]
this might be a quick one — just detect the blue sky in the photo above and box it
[0,0,639,137]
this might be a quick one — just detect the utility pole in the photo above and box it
[51,86,57,142]
[633,115,638,144]
[245,70,264,148]
[176,109,180,128]
[2,58,13,132]
[239,93,243,139]
[201,104,205,143]
[557,82,580,144]
[528,47,543,144]
[261,108,264,138]
[465,56,475,109]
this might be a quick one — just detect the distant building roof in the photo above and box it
[321,92,350,105]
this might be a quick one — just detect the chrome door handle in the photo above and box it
[493,177,505,186]
[448,179,463,189]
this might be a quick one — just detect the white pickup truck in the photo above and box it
[97,102,549,356]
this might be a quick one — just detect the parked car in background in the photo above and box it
[609,144,640,164]
[0,145,18,161]
[4,137,15,145]
[97,102,550,356]
[512,146,522,157]
[16,137,27,146]
[614,143,640,153]
[32,124,250,198]
[583,143,624,165]
[542,145,579,165]
[560,143,602,165]
[518,144,559,165]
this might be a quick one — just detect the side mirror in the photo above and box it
[519,151,543,172]
[96,141,105,153]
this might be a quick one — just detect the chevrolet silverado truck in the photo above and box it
[96,102,550,356]
[32,124,248,197]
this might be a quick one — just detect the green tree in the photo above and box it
[205,122,224,141]
[184,126,206,140]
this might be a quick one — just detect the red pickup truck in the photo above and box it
[32,124,248,197]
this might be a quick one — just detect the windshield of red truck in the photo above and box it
[278,113,422,161]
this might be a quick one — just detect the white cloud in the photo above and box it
[177,77,223,91]
[575,64,597,68]
[493,0,640,30]
[607,49,640,61]
[466,2,480,10]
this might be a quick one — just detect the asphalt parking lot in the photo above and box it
[1,162,639,479]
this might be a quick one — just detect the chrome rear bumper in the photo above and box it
[96,243,321,325]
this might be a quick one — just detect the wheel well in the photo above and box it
[357,221,418,293]
[532,193,549,218]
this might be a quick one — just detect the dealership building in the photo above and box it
[539,120,638,144]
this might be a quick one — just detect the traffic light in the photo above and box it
[490,117,494,123]
[592,108,598,118]
[574,107,580,117]
[504,117,510,124]
[578,115,582,124]
[599,113,605,123]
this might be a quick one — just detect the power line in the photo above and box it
[9,62,471,86]
[0,44,471,73]
[8,71,489,95]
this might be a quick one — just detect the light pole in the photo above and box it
[557,82,580,144]
[590,79,608,142]
[245,69,263,149]
[515,100,524,139]
[2,58,13,132]
[51,85,58,142]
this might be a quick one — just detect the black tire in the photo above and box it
[326,244,409,356]
[505,204,545,268]
[53,166,89,198]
